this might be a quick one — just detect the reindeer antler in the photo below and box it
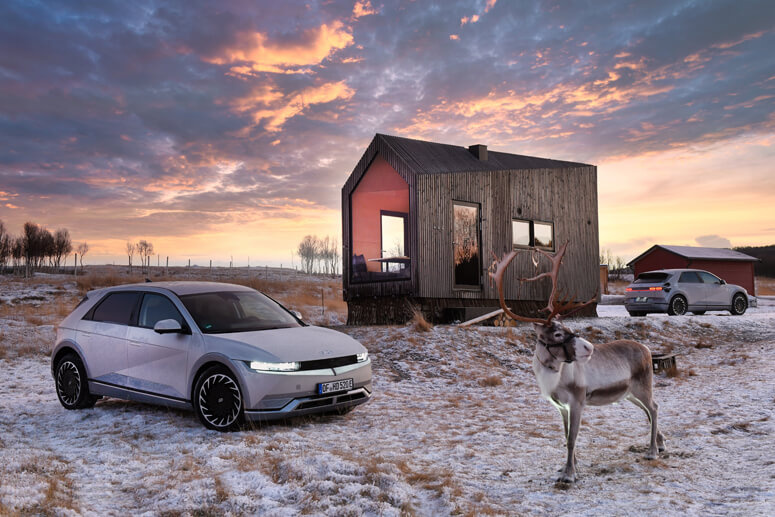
[489,241,597,326]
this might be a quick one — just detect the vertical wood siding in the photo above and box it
[416,167,599,303]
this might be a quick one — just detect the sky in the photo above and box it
[0,0,773,266]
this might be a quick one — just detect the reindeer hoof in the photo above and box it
[557,473,576,484]
[645,451,657,460]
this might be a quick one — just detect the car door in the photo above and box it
[77,291,141,386]
[124,292,196,400]
[698,271,731,308]
[677,271,706,309]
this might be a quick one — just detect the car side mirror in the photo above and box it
[720,279,726,285]
[154,319,184,334]
[291,310,303,320]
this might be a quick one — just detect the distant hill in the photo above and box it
[735,245,775,277]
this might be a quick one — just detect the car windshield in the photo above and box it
[633,272,670,284]
[180,291,301,334]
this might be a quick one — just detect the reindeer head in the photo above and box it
[489,241,597,365]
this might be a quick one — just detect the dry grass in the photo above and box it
[409,308,432,332]
[478,375,503,387]
[757,276,775,295]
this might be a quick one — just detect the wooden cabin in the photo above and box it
[341,134,599,324]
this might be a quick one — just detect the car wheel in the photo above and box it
[194,366,244,432]
[55,353,98,410]
[730,293,747,316]
[668,295,687,316]
[692,311,706,316]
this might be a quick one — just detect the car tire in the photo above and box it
[55,353,98,410]
[194,366,244,432]
[668,295,687,316]
[692,311,706,316]
[730,293,747,316]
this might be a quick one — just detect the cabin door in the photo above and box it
[453,201,481,288]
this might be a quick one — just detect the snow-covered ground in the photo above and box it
[1,274,774,515]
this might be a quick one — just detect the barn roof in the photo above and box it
[377,133,591,174]
[628,245,759,266]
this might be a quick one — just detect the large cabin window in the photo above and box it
[453,201,481,288]
[350,155,410,283]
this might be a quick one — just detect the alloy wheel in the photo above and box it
[198,373,242,429]
[56,361,81,407]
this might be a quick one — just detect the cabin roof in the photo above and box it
[377,133,591,174]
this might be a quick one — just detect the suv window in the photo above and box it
[90,292,141,325]
[698,272,721,284]
[634,273,669,284]
[679,272,701,283]
[138,293,185,329]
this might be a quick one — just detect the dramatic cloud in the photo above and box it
[0,0,773,264]
[696,235,733,248]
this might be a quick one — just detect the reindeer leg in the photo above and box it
[626,393,663,459]
[556,404,573,472]
[559,401,583,483]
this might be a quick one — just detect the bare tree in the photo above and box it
[328,236,340,275]
[297,235,318,274]
[136,240,154,273]
[77,242,89,268]
[126,242,135,273]
[0,220,10,273]
[53,229,72,269]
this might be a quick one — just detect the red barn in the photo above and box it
[628,245,759,295]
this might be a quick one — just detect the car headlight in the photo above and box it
[356,351,368,362]
[248,360,300,372]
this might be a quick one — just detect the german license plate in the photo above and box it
[318,378,353,395]
[636,296,648,302]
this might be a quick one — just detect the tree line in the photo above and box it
[297,235,340,275]
[0,219,88,276]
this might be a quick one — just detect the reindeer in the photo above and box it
[490,242,666,483]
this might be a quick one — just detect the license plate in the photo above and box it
[318,378,353,395]
[636,296,648,302]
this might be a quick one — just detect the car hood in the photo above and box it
[201,325,366,363]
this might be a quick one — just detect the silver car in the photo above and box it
[52,282,372,431]
[624,269,749,317]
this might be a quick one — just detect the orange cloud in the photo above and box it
[712,30,766,50]
[352,0,377,19]
[232,80,355,132]
[205,21,354,75]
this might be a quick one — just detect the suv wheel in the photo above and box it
[668,295,687,316]
[55,354,98,410]
[194,366,244,432]
[730,293,747,316]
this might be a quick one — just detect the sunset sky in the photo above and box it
[1,0,773,266]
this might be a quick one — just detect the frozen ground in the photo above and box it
[0,274,774,516]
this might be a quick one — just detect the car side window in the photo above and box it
[698,272,721,284]
[138,293,185,329]
[90,292,141,325]
[678,272,701,283]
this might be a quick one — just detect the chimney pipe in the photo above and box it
[468,144,487,161]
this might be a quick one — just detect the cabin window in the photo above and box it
[350,155,410,283]
[453,201,481,288]
[380,211,408,274]
[512,219,554,251]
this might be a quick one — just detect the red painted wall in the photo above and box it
[351,155,409,273]
[632,248,756,294]
[632,248,687,277]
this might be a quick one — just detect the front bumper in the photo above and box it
[244,385,372,421]
[236,359,373,420]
